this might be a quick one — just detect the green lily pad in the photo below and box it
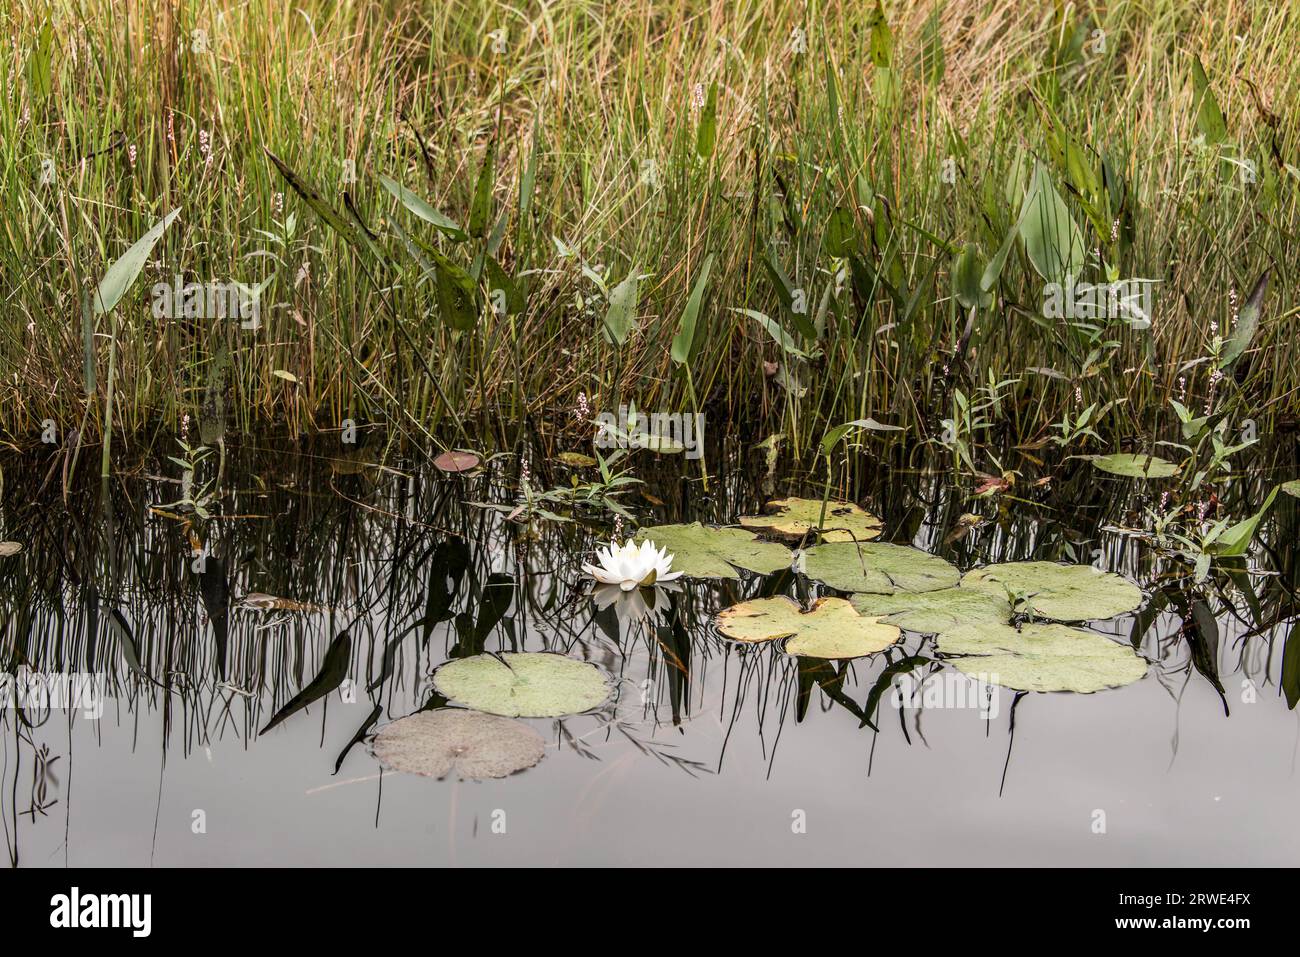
[715,596,900,658]
[432,652,612,717]
[739,498,882,543]
[554,451,597,467]
[1092,453,1180,478]
[801,542,960,594]
[937,621,1149,693]
[961,562,1142,621]
[851,587,1011,634]
[370,710,546,780]
[633,523,792,580]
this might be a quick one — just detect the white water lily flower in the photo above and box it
[583,539,683,591]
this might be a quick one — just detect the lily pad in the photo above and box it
[1281,479,1300,498]
[801,542,960,594]
[633,523,792,580]
[370,710,545,780]
[961,562,1142,622]
[1092,453,1179,478]
[740,498,882,543]
[0,541,21,557]
[434,450,481,473]
[851,587,1011,634]
[715,596,900,658]
[432,651,611,717]
[937,621,1149,693]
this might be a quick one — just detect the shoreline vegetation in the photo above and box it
[2,1,1296,471]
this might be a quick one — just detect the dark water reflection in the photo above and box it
[1,436,1297,866]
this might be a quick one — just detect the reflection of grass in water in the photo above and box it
[0,436,1295,774]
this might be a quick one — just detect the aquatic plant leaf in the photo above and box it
[851,587,1012,634]
[740,498,882,543]
[1190,55,1227,145]
[603,269,640,345]
[93,208,181,314]
[1220,268,1270,370]
[335,703,383,774]
[378,175,467,240]
[671,254,714,365]
[370,710,545,780]
[633,523,792,579]
[1018,163,1084,284]
[0,541,21,557]
[961,562,1142,621]
[937,621,1149,693]
[953,242,992,310]
[554,452,597,467]
[801,542,960,594]
[695,79,718,159]
[919,8,945,85]
[485,257,526,314]
[432,652,611,718]
[259,632,353,734]
[1092,452,1180,478]
[716,596,900,658]
[434,450,481,473]
[1207,485,1278,557]
[824,207,857,257]
[1281,479,1300,498]
[468,137,498,237]
[733,308,809,358]
[429,248,481,331]
[265,149,388,263]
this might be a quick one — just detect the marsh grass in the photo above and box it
[1,0,1296,472]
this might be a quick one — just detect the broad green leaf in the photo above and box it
[696,80,718,159]
[819,418,903,456]
[370,710,545,780]
[868,1,893,68]
[824,207,857,258]
[716,596,901,658]
[266,149,388,263]
[919,9,945,86]
[953,242,992,310]
[379,175,467,241]
[26,22,53,101]
[1092,452,1180,478]
[961,562,1143,621]
[937,621,1149,693]
[1208,486,1278,557]
[432,652,612,718]
[671,254,714,365]
[1220,268,1270,369]
[732,308,808,358]
[603,269,640,345]
[1018,163,1085,283]
[851,587,1012,634]
[429,248,481,330]
[468,138,498,237]
[740,498,882,543]
[1190,55,1227,145]
[93,208,181,314]
[634,523,792,580]
[801,542,960,594]
[485,257,526,315]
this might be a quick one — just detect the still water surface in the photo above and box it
[2,440,1297,866]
